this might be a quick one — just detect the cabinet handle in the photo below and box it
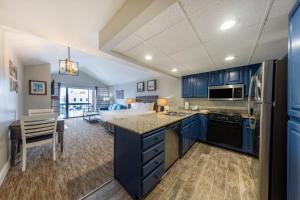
[154,161,159,165]
[154,137,159,140]
[154,149,159,152]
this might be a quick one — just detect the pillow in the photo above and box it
[111,104,118,110]
[108,104,113,110]
[145,103,155,111]
[131,102,144,110]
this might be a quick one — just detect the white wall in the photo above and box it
[51,71,107,89]
[109,75,182,107]
[0,28,24,174]
[23,64,51,114]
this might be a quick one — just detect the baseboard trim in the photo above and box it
[0,161,10,186]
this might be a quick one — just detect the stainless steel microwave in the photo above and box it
[208,84,244,100]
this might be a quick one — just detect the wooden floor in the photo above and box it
[0,118,114,200]
[85,143,258,200]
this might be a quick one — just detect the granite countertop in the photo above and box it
[108,112,195,134]
[108,109,254,135]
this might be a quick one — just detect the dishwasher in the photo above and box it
[165,123,180,170]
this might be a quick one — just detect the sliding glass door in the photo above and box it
[59,87,94,118]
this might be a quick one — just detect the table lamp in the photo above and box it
[126,98,135,108]
[157,98,169,112]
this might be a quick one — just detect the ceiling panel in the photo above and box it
[189,0,267,43]
[251,38,287,64]
[113,34,143,53]
[170,44,213,72]
[135,2,185,40]
[179,0,222,17]
[125,42,179,71]
[268,0,296,20]
[147,20,200,56]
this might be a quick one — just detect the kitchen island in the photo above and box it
[109,111,255,200]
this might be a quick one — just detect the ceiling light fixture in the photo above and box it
[220,20,236,30]
[144,54,152,60]
[225,56,235,61]
[171,68,178,72]
[59,46,79,76]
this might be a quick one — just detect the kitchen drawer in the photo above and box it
[142,130,165,151]
[142,152,164,178]
[142,163,164,196]
[142,141,164,164]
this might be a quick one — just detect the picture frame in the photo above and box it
[147,80,156,91]
[116,90,124,99]
[137,82,144,92]
[29,80,47,95]
[9,60,18,93]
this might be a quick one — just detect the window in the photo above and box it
[80,98,82,102]
[86,98,88,102]
[73,98,76,102]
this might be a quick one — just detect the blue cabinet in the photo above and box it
[224,67,243,85]
[242,119,254,154]
[182,73,208,98]
[182,76,192,98]
[194,115,207,141]
[209,70,224,86]
[193,73,208,97]
[288,2,300,199]
[114,127,165,199]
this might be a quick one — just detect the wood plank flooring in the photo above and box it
[0,118,114,200]
[85,143,258,200]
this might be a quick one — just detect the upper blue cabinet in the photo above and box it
[289,2,300,119]
[209,70,224,86]
[182,64,261,98]
[182,73,208,98]
[224,67,243,85]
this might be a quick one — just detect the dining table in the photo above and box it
[9,118,64,166]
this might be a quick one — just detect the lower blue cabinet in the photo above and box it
[242,119,254,154]
[114,127,165,200]
[287,120,300,200]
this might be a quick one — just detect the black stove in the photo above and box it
[208,112,242,123]
[207,112,243,148]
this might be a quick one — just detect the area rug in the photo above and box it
[0,118,114,200]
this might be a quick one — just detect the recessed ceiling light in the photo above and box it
[225,56,235,61]
[171,68,178,73]
[220,20,236,30]
[144,54,152,60]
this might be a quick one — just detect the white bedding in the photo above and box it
[99,109,156,122]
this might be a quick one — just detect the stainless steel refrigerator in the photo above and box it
[248,59,288,200]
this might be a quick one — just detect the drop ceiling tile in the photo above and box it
[190,0,267,42]
[251,38,288,63]
[147,20,200,56]
[268,0,296,20]
[113,34,143,53]
[204,24,259,65]
[135,2,185,40]
[259,15,288,45]
[125,42,179,71]
[170,44,213,71]
[179,0,222,17]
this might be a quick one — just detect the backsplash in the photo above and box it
[182,98,248,113]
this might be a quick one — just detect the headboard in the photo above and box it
[135,95,158,111]
[135,95,159,103]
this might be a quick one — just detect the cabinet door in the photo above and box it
[181,125,190,155]
[209,70,224,86]
[182,76,192,98]
[193,73,208,98]
[289,2,300,119]
[288,121,300,200]
[225,67,243,85]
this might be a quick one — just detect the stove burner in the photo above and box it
[208,112,242,123]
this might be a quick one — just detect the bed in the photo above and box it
[99,95,158,132]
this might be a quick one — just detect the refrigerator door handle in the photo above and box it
[248,75,257,129]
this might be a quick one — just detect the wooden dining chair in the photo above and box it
[28,109,54,116]
[20,114,58,172]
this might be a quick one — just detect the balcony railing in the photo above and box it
[60,103,91,118]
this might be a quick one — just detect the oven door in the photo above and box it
[207,119,242,148]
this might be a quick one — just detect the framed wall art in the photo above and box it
[29,80,47,95]
[137,82,144,92]
[147,80,156,91]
